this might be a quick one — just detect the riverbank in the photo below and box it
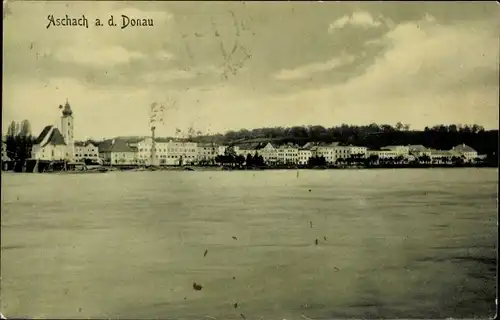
[2,161,497,173]
[111,162,498,172]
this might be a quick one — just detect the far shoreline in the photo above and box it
[23,163,497,174]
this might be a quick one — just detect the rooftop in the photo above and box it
[452,144,476,153]
[34,125,66,147]
[99,138,136,153]
[408,145,429,151]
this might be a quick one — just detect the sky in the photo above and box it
[3,1,499,140]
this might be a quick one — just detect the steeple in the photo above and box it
[62,99,73,116]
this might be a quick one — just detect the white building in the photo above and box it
[348,145,368,157]
[332,145,351,162]
[165,140,198,165]
[451,144,478,162]
[367,149,399,159]
[298,149,312,165]
[277,144,299,164]
[381,145,410,156]
[128,137,161,165]
[429,149,454,163]
[217,145,228,156]
[408,145,431,157]
[99,138,137,165]
[309,143,337,164]
[258,142,278,164]
[124,137,198,166]
[74,141,100,163]
[31,125,68,161]
[197,143,218,163]
[31,100,75,161]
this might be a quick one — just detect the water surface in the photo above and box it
[1,168,497,319]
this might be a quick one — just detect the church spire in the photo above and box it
[62,99,73,116]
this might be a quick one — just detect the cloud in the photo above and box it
[54,45,146,67]
[274,54,357,80]
[328,11,382,32]
[3,2,176,70]
[350,15,498,92]
[139,66,221,83]
[3,4,498,140]
[155,50,174,61]
[3,77,154,139]
[271,14,499,129]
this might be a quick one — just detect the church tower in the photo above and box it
[60,99,75,160]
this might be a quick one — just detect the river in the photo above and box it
[1,168,497,319]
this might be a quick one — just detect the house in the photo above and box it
[332,145,351,162]
[257,142,278,165]
[74,141,100,163]
[31,100,75,161]
[31,125,68,160]
[347,145,368,157]
[164,140,198,165]
[233,142,259,157]
[124,137,199,166]
[309,142,365,164]
[217,145,228,156]
[197,142,218,163]
[310,142,338,164]
[429,149,454,163]
[298,149,312,165]
[367,149,398,159]
[408,145,431,157]
[128,137,162,165]
[451,144,478,162]
[381,145,409,157]
[276,144,299,164]
[99,138,137,165]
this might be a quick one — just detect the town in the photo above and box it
[1,101,497,172]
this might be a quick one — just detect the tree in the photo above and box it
[19,120,31,137]
[6,120,34,171]
[368,154,379,164]
[419,154,431,164]
[7,121,18,137]
[245,153,254,167]
[235,155,245,167]
[256,155,265,166]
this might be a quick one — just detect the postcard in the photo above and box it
[2,1,498,319]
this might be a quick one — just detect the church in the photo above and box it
[31,100,75,161]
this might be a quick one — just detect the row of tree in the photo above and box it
[4,120,35,171]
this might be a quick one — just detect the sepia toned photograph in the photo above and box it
[1,1,498,319]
